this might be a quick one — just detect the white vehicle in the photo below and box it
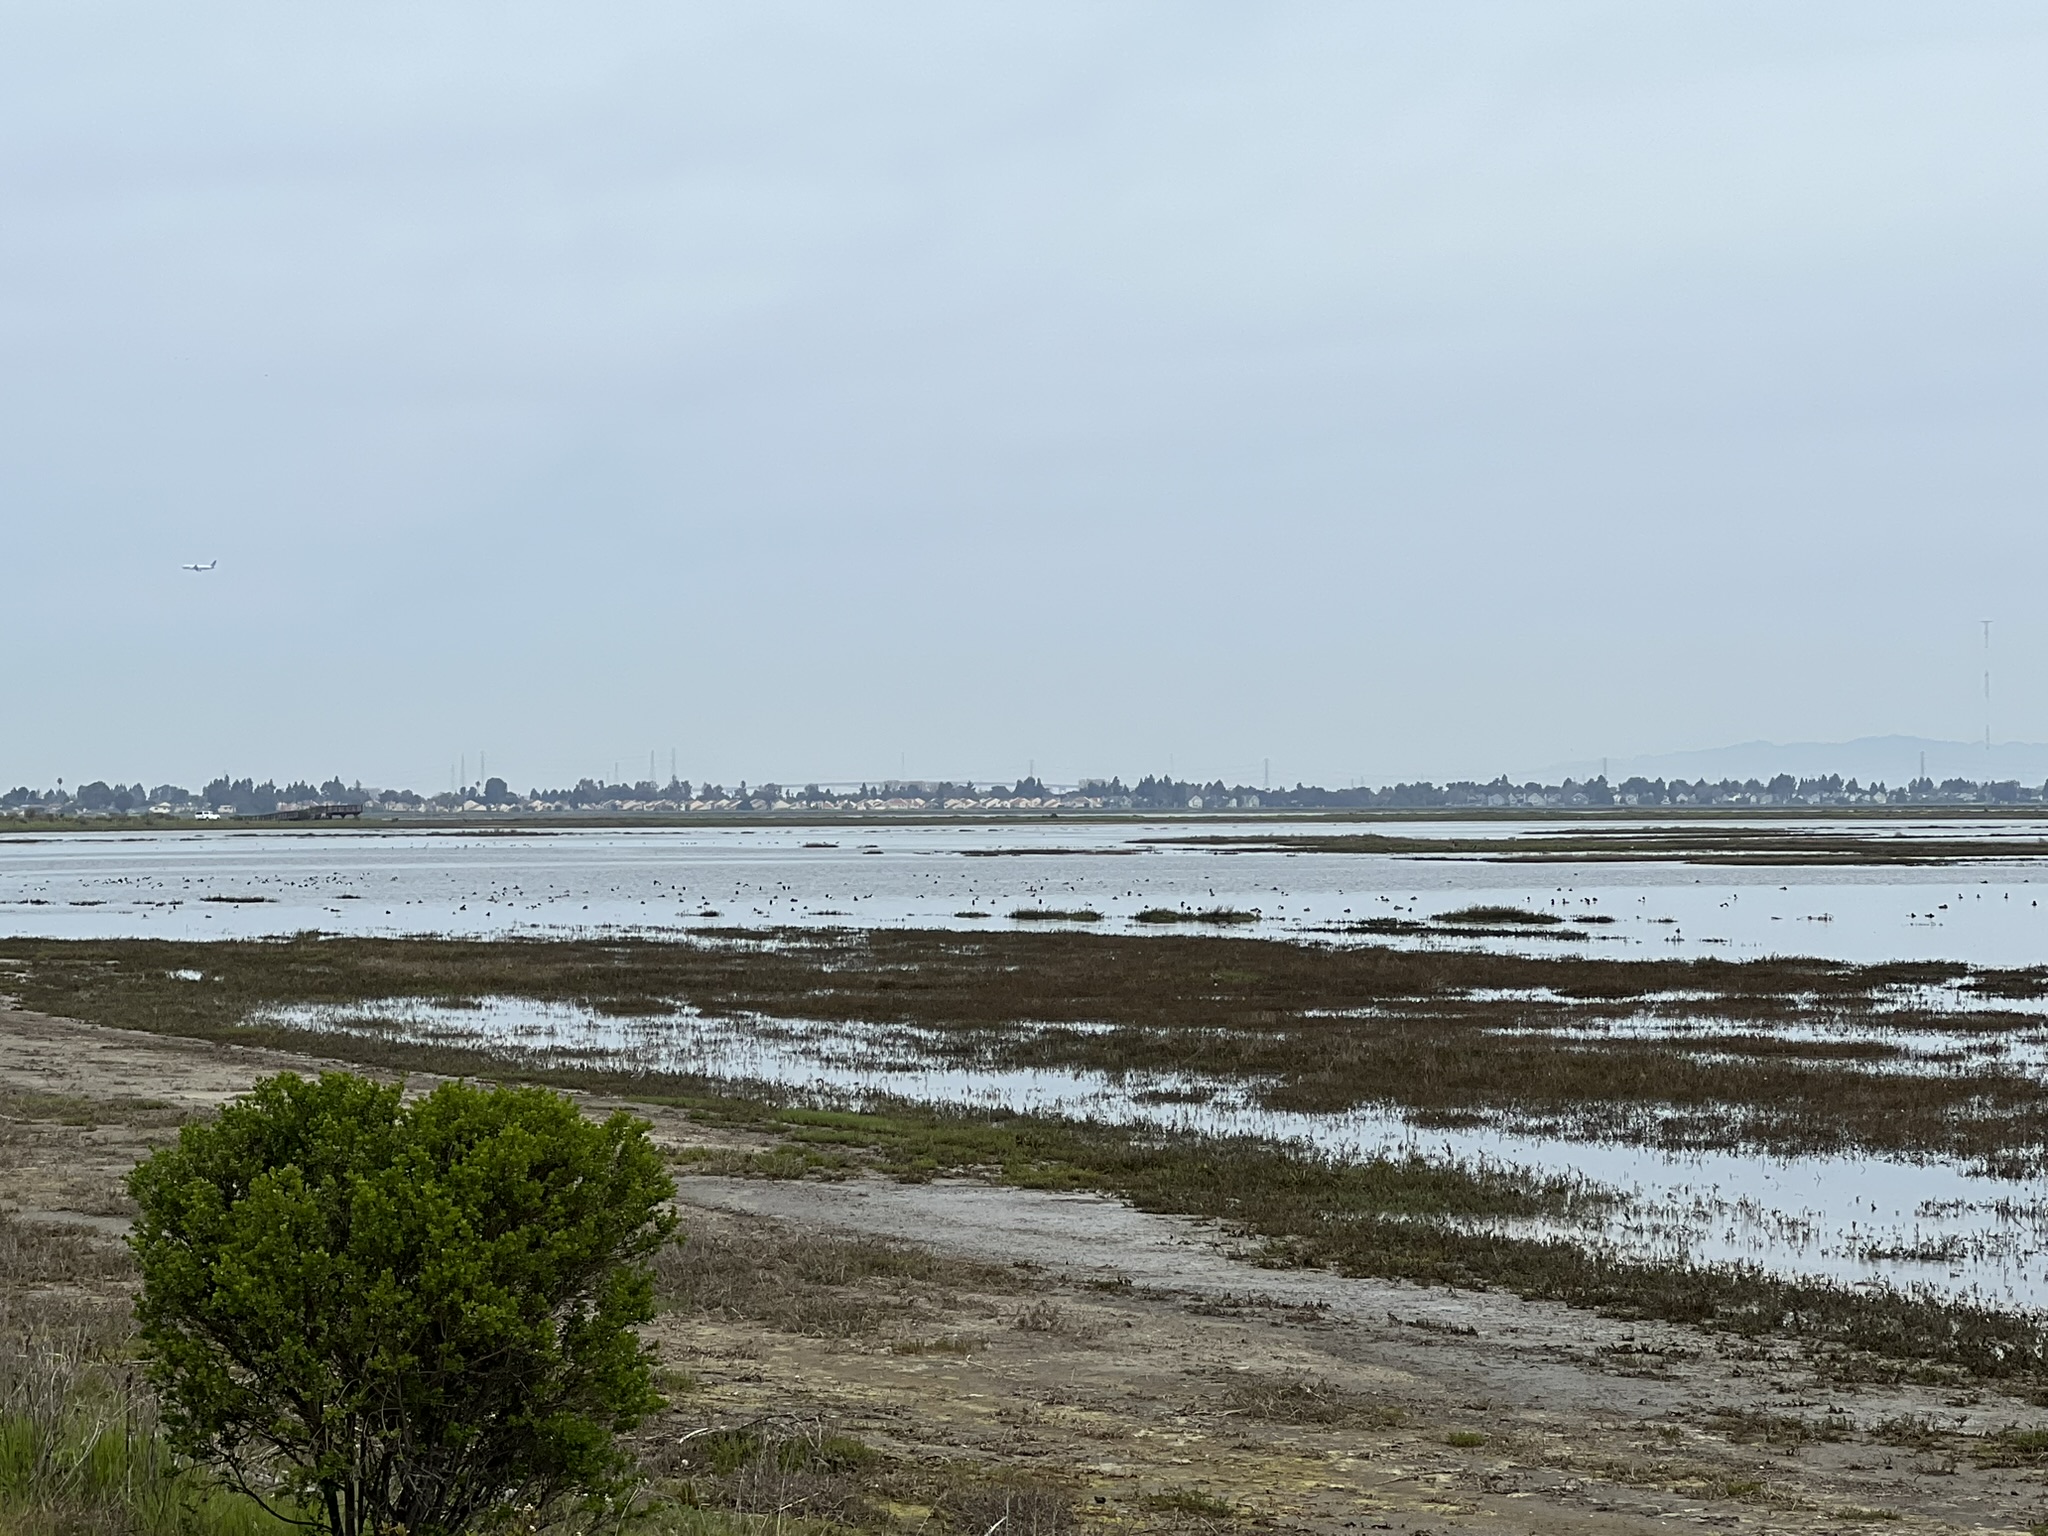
[181,560,217,572]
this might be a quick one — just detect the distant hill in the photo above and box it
[1538,736,2048,787]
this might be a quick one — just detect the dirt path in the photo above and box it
[3,1001,2044,1534]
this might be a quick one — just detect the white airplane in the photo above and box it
[181,560,217,572]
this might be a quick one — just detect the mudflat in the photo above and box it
[6,1001,2048,1535]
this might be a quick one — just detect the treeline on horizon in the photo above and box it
[9,769,2048,815]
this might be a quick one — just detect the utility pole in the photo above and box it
[1983,620,1993,753]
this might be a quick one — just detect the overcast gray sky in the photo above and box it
[7,3,2048,791]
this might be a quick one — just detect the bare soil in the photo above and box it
[5,1001,2048,1535]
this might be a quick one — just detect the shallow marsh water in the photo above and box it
[7,819,2048,964]
[265,992,2048,1310]
[14,817,2048,1313]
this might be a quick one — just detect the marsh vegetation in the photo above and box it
[15,999,2048,1533]
[10,930,2048,1168]
[12,926,2048,1404]
[1150,823,2048,865]
[0,1214,287,1536]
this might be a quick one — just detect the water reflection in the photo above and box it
[264,994,2048,1310]
[6,821,2048,965]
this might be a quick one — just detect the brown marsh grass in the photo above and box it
[1148,825,2048,864]
[9,931,2048,1167]
[1211,1371,1404,1428]
[650,1217,1025,1341]
[0,1257,288,1534]
[13,933,2048,1381]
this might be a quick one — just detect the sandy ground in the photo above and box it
[4,1001,2047,1535]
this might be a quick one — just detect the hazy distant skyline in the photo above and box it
[27,731,2048,800]
[9,4,2048,791]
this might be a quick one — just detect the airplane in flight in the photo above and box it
[181,560,217,572]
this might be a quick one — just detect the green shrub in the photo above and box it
[127,1073,677,1536]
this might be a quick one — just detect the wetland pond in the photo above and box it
[257,982,2048,1313]
[11,817,2048,1317]
[8,817,2048,964]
